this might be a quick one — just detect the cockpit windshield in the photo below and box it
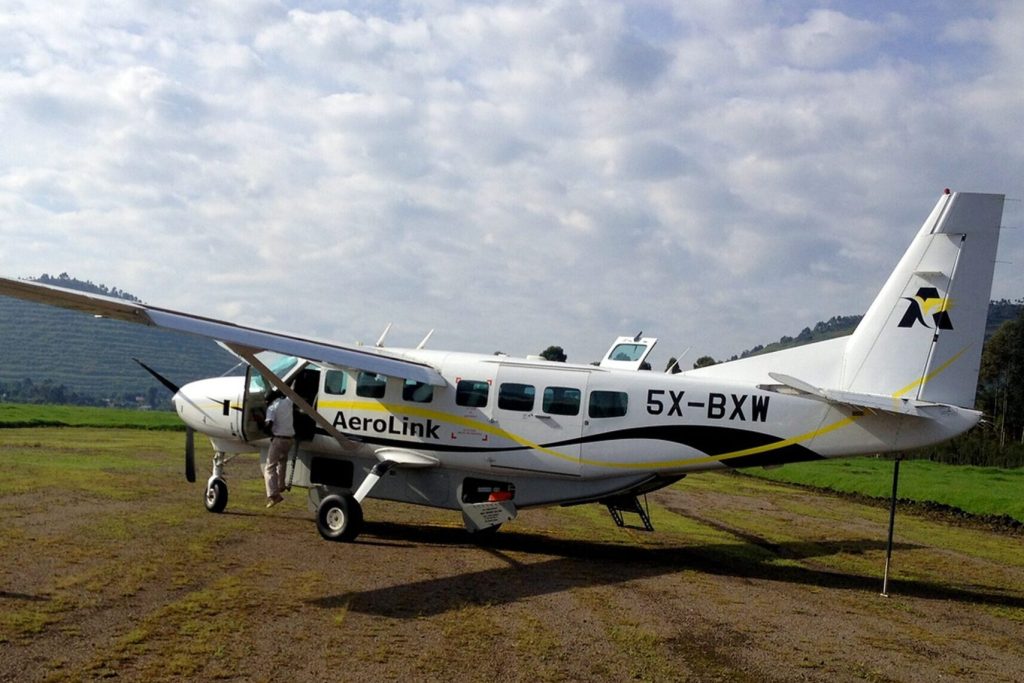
[248,355,302,393]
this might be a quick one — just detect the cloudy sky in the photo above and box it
[2,1,1022,368]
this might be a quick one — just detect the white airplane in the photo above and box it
[0,190,1006,542]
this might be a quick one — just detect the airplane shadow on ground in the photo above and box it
[308,521,1024,617]
[0,590,49,602]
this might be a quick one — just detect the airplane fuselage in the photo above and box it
[173,346,979,512]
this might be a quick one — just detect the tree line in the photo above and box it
[35,272,142,302]
[905,304,1024,467]
[0,378,168,410]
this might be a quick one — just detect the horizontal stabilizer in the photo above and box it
[763,372,954,418]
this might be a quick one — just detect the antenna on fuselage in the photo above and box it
[666,346,692,373]
[633,330,643,342]
[416,329,434,350]
[375,323,393,347]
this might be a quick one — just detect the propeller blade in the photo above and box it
[185,427,196,483]
[133,358,181,395]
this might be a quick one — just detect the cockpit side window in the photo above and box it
[324,370,348,395]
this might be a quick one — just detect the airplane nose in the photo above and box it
[171,376,245,438]
[171,391,183,416]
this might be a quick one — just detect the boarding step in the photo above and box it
[602,494,654,531]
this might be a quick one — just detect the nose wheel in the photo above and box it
[202,451,231,513]
[205,477,228,513]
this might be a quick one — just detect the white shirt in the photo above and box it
[266,396,295,437]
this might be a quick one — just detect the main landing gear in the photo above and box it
[315,494,363,541]
[314,460,396,543]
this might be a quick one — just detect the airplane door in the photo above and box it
[291,365,321,441]
[492,365,588,477]
[238,365,268,442]
[237,362,321,444]
[236,357,314,443]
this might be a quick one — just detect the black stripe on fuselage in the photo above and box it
[313,423,823,467]
[574,425,825,468]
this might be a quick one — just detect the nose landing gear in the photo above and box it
[203,451,233,514]
[205,477,228,513]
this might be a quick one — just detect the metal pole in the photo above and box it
[881,456,902,597]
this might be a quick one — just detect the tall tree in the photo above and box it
[540,346,567,362]
[978,310,1024,444]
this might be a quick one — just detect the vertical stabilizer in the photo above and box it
[841,191,1004,408]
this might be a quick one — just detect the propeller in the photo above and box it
[133,358,181,394]
[134,359,195,483]
[185,426,196,483]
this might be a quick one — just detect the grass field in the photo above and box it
[0,403,181,430]
[747,457,1024,524]
[1,425,1023,681]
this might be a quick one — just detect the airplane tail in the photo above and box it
[840,190,1005,408]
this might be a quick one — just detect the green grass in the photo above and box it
[746,457,1024,523]
[0,403,182,430]
[0,427,184,498]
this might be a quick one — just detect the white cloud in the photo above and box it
[0,0,1020,366]
[780,9,884,68]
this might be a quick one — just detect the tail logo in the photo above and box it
[898,287,953,330]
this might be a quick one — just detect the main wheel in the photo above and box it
[316,494,363,542]
[205,478,228,513]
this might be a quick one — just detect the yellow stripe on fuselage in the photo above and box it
[320,399,575,462]
[318,399,856,471]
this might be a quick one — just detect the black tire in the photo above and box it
[205,478,228,513]
[316,494,363,542]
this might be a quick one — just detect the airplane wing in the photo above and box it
[0,276,446,386]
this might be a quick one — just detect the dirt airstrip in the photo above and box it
[1,428,1022,682]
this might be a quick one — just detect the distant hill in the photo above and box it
[0,276,240,407]
[729,314,863,361]
[729,299,1023,362]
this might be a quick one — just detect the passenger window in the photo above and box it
[324,370,348,395]
[403,379,434,403]
[543,387,581,416]
[589,391,628,418]
[356,372,387,399]
[499,383,535,411]
[456,379,490,407]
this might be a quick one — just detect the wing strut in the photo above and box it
[225,343,360,452]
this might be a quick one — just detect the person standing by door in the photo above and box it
[263,391,294,507]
